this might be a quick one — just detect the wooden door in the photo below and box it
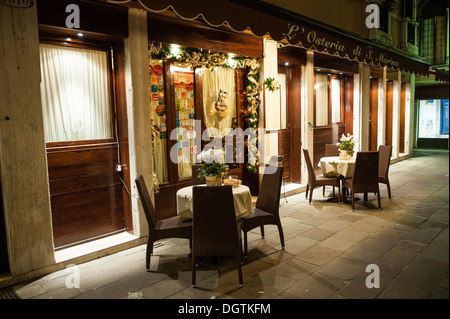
[277,66,302,183]
[40,40,129,249]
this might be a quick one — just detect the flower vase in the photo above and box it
[205,175,221,186]
[339,150,351,160]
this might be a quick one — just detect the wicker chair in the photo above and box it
[191,164,204,185]
[303,148,341,204]
[323,143,340,196]
[135,175,192,271]
[378,145,393,200]
[240,165,285,257]
[342,152,381,210]
[192,185,243,288]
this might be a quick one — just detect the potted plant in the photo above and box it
[196,149,229,186]
[197,162,229,186]
[339,133,355,160]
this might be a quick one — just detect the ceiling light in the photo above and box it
[285,62,289,66]
[66,38,72,41]
[77,33,84,37]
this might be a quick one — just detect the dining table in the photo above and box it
[318,156,357,203]
[318,156,356,178]
[176,184,253,220]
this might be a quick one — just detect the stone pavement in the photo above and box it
[13,150,449,300]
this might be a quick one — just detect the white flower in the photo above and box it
[197,148,223,163]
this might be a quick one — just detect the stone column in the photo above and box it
[359,63,371,151]
[407,74,415,154]
[261,38,280,165]
[377,67,387,148]
[124,8,152,237]
[301,51,314,185]
[0,3,54,275]
[391,71,402,158]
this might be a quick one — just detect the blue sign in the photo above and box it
[440,99,449,135]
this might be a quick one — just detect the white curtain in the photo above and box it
[315,73,328,126]
[39,44,112,142]
[331,78,341,123]
[202,67,236,137]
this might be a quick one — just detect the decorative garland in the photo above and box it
[148,42,261,173]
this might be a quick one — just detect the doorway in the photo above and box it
[39,36,130,249]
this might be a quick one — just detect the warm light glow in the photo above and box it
[66,38,72,41]
[170,44,181,58]
[285,62,289,66]
[227,57,237,68]
[77,33,84,37]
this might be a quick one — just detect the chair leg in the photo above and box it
[192,255,197,287]
[277,222,285,250]
[243,229,248,257]
[351,192,355,210]
[146,238,154,271]
[323,185,325,196]
[237,255,243,288]
[364,193,368,202]
[305,185,309,199]
[386,180,392,200]
[309,187,314,204]
[337,184,341,204]
[260,226,265,238]
[377,187,382,210]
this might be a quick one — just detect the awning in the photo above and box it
[114,0,430,76]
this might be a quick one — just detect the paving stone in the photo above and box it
[377,281,431,299]
[377,248,418,267]
[295,245,341,266]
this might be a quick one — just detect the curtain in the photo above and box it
[315,73,328,126]
[202,67,236,137]
[331,78,341,123]
[39,44,112,142]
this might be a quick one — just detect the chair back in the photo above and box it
[302,149,316,185]
[191,164,204,185]
[135,175,157,237]
[192,186,240,257]
[378,145,392,178]
[325,143,339,156]
[352,152,379,193]
[256,165,283,215]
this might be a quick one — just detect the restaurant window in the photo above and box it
[173,64,196,181]
[315,73,329,126]
[150,59,169,183]
[39,44,113,143]
[314,73,343,126]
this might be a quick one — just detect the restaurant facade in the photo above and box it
[0,0,445,286]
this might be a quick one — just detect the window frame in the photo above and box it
[39,35,117,148]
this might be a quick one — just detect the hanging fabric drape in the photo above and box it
[315,73,328,126]
[39,44,112,142]
[202,67,236,138]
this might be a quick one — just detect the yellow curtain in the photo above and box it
[202,67,236,138]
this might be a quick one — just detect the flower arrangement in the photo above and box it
[149,42,261,173]
[339,133,355,156]
[196,149,229,185]
[264,77,281,92]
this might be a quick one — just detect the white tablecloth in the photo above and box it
[176,185,253,219]
[318,156,356,178]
